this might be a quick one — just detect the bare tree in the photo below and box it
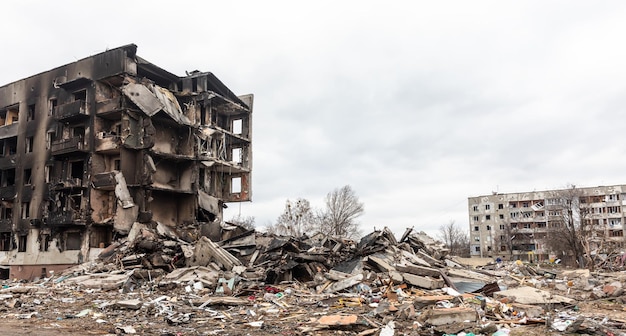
[495,221,519,259]
[227,214,256,230]
[438,220,470,257]
[545,185,600,270]
[319,185,364,239]
[271,198,316,237]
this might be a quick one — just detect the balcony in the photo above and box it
[0,155,16,170]
[47,210,86,227]
[51,177,84,190]
[96,97,124,119]
[53,100,89,121]
[95,135,121,154]
[0,186,15,199]
[0,219,10,232]
[92,172,116,190]
[51,136,87,156]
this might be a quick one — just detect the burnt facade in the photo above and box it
[0,44,252,279]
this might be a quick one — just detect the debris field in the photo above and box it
[0,223,625,336]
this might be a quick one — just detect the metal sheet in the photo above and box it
[122,83,163,116]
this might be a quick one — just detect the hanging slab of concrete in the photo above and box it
[493,286,575,305]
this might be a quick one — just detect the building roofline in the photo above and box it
[0,44,138,90]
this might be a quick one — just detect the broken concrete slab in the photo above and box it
[446,268,494,282]
[318,314,358,326]
[395,263,441,277]
[116,299,143,310]
[188,236,242,270]
[493,286,575,305]
[401,273,444,289]
[421,307,477,326]
[510,303,545,319]
[323,274,364,293]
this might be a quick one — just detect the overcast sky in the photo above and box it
[3,1,626,239]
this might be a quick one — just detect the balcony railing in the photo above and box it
[47,210,86,226]
[0,186,15,199]
[51,136,86,156]
[53,100,89,121]
[51,177,84,189]
[95,135,121,154]
[92,172,117,190]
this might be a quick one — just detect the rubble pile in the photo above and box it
[1,224,626,335]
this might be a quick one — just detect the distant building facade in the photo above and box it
[468,185,626,261]
[0,44,252,279]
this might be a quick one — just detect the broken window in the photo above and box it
[44,166,51,183]
[46,131,55,150]
[73,90,87,102]
[18,235,26,252]
[27,104,35,121]
[21,202,30,219]
[89,226,112,248]
[1,202,12,220]
[485,215,491,221]
[200,104,207,125]
[23,169,32,185]
[49,98,57,116]
[65,231,82,250]
[72,126,85,138]
[199,168,206,187]
[232,119,242,134]
[25,136,34,153]
[232,148,242,164]
[0,108,16,126]
[0,233,11,251]
[40,234,50,252]
[70,160,84,180]
[231,177,241,193]
[3,168,15,187]
[7,138,16,155]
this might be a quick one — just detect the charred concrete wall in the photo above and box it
[0,44,253,280]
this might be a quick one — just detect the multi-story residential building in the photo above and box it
[0,44,253,279]
[468,185,626,262]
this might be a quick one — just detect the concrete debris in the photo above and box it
[0,226,625,334]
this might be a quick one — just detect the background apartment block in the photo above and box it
[468,185,626,262]
[0,44,252,279]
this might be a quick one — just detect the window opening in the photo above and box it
[232,119,242,134]
[231,177,241,193]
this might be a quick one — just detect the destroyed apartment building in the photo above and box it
[0,44,253,280]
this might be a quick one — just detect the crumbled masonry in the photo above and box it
[0,224,625,335]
